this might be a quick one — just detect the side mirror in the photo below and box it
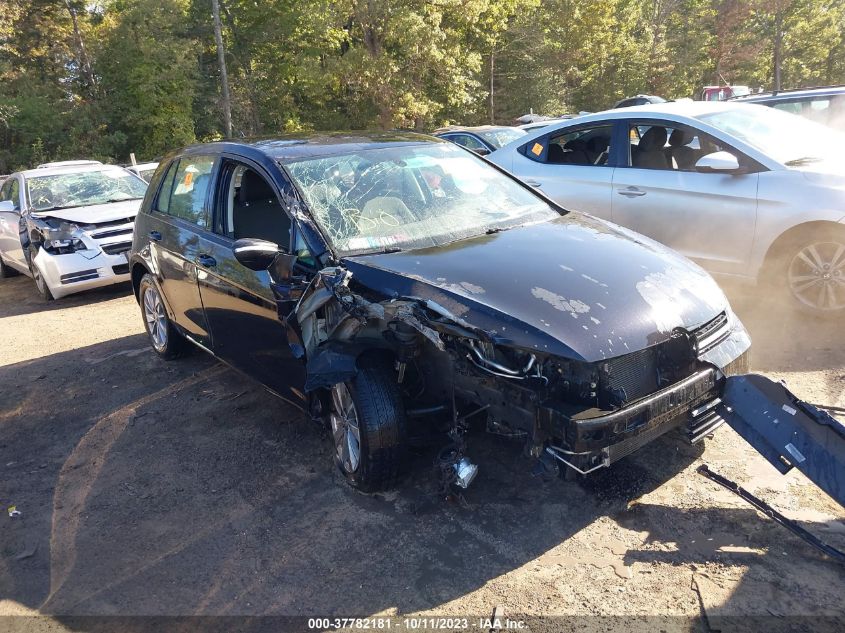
[695,151,743,174]
[233,238,281,271]
[472,147,491,156]
[0,200,18,214]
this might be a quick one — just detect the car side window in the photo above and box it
[543,125,614,166]
[217,161,292,251]
[165,156,215,228]
[155,160,179,214]
[449,134,486,152]
[773,101,802,115]
[0,178,19,209]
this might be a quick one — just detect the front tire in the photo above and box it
[139,273,186,360]
[28,248,53,301]
[329,355,408,492]
[770,229,845,316]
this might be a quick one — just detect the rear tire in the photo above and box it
[329,354,408,492]
[767,227,845,316]
[139,273,186,360]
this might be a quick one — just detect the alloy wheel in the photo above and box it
[330,383,361,474]
[787,241,845,312]
[143,285,168,351]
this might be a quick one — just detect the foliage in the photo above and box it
[0,0,843,171]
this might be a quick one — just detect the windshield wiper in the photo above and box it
[785,156,823,166]
[485,226,509,235]
[105,197,143,203]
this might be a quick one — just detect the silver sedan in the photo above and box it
[488,101,845,315]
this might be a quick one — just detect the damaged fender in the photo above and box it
[273,264,448,392]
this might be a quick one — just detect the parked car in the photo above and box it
[432,125,526,155]
[0,163,148,299]
[37,160,103,169]
[700,85,750,101]
[613,94,666,108]
[129,133,750,491]
[731,86,845,131]
[127,161,160,182]
[488,101,845,315]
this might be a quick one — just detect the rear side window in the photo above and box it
[0,178,20,209]
[159,156,215,228]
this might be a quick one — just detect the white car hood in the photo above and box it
[30,199,141,224]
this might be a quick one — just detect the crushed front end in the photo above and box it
[286,265,751,483]
[26,214,135,298]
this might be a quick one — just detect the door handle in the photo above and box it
[525,180,542,188]
[617,187,646,197]
[195,254,217,268]
[148,231,162,242]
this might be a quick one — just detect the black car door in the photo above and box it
[195,155,308,406]
[146,155,217,349]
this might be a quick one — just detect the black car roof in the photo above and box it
[178,131,447,163]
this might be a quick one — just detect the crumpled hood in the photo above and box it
[29,199,140,224]
[343,213,729,361]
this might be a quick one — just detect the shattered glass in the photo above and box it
[27,168,148,211]
[283,144,558,255]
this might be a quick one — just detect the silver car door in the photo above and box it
[508,123,616,220]
[611,120,759,277]
[0,175,28,268]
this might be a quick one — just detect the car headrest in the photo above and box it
[239,169,276,204]
[639,126,667,151]
[668,129,690,147]
[588,136,609,153]
[547,144,566,162]
[564,138,588,151]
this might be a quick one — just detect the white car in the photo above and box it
[488,101,845,315]
[0,164,148,299]
[127,162,159,182]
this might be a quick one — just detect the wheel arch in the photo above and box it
[131,261,150,301]
[762,220,845,270]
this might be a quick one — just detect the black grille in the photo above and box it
[692,311,730,354]
[101,242,132,255]
[601,347,659,407]
[112,264,129,275]
[60,269,99,284]
[92,227,133,239]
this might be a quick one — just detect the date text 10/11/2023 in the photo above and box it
[307,617,527,630]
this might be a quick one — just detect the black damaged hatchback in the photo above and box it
[129,133,750,492]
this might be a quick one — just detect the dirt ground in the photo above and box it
[1,272,843,632]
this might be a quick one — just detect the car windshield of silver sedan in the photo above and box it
[284,143,559,255]
[26,168,148,212]
[696,106,843,166]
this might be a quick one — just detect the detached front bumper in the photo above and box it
[33,248,130,299]
[31,217,134,299]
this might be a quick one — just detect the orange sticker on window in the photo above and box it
[184,171,194,186]
[531,142,544,156]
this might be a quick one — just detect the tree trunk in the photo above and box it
[773,11,783,93]
[64,1,96,95]
[212,0,233,138]
[489,51,495,124]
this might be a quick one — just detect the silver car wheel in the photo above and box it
[143,285,168,351]
[33,265,46,294]
[788,241,845,312]
[330,383,361,474]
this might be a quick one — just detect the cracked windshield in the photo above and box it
[284,143,559,255]
[27,168,148,212]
